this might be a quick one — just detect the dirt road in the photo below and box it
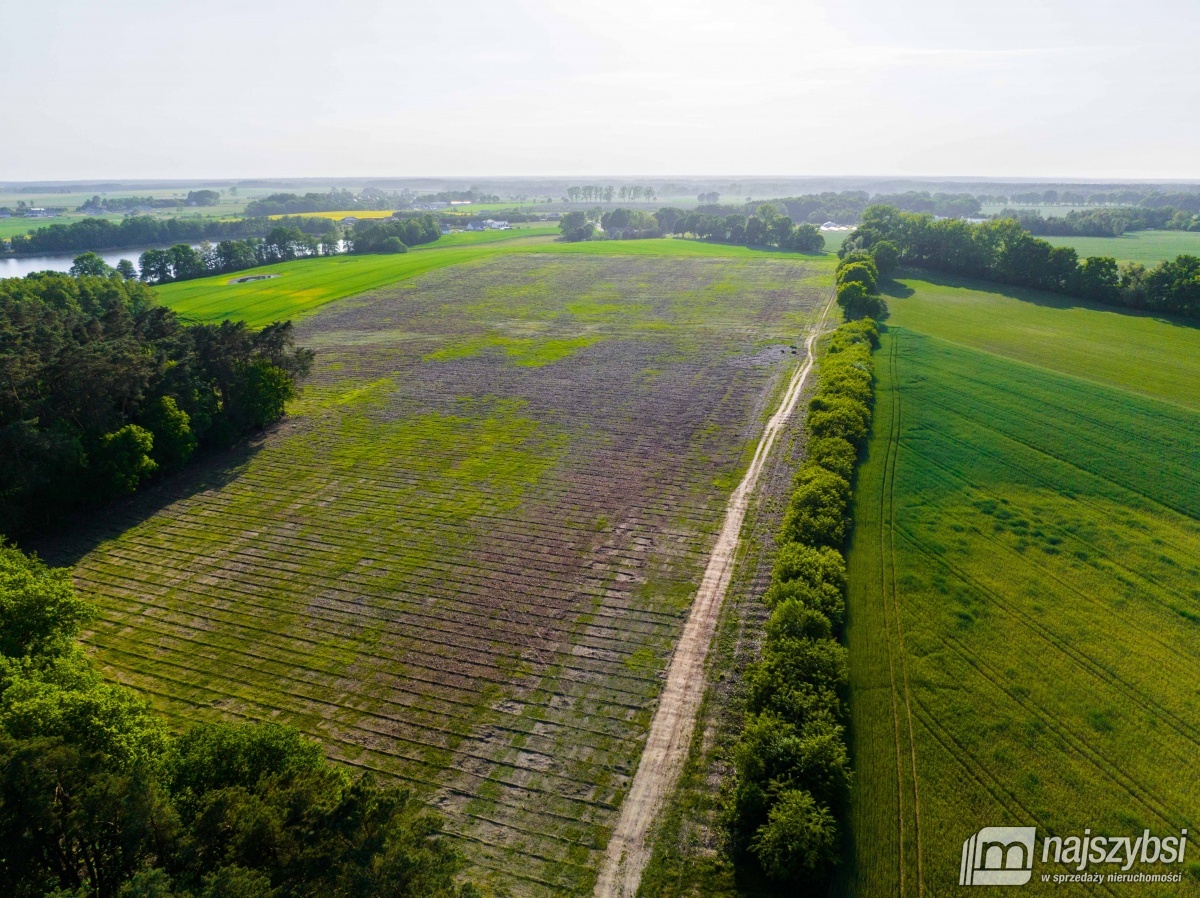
[593,299,833,898]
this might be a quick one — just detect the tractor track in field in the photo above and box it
[592,294,835,898]
[884,334,924,897]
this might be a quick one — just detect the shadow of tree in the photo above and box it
[26,435,268,568]
[879,278,914,299]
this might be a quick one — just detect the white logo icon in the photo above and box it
[961,827,1037,886]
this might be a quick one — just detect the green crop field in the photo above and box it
[42,245,835,896]
[879,275,1200,409]
[154,231,560,325]
[1043,229,1200,265]
[843,277,1200,897]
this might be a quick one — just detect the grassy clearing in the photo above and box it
[1043,229,1200,266]
[153,234,826,327]
[47,252,832,897]
[843,282,1200,896]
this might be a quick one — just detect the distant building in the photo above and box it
[450,200,472,206]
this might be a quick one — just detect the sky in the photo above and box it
[3,0,1199,181]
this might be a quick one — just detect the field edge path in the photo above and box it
[593,297,834,898]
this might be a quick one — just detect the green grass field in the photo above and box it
[1043,229,1200,265]
[46,243,835,896]
[843,278,1200,897]
[0,213,127,239]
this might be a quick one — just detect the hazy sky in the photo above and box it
[4,0,1199,181]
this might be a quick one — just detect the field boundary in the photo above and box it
[592,294,834,898]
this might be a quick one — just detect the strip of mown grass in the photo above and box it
[48,252,832,897]
[843,325,1200,897]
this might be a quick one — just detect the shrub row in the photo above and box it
[729,318,879,886]
[835,248,892,321]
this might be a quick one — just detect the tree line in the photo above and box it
[659,205,826,251]
[0,542,477,898]
[843,205,1200,319]
[1002,206,1200,237]
[774,191,982,226]
[562,185,657,204]
[348,215,441,254]
[413,189,500,204]
[558,205,826,252]
[78,191,221,213]
[243,189,395,217]
[0,271,314,537]
[728,319,879,885]
[132,215,442,285]
[135,225,341,285]
[4,215,334,257]
[835,247,893,321]
[1007,188,1200,209]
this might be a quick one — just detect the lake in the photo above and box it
[0,245,195,279]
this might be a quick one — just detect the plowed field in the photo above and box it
[46,251,833,895]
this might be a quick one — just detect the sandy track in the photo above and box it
[593,298,834,898]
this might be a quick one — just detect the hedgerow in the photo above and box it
[729,316,878,886]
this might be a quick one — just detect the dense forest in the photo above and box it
[0,271,313,536]
[844,205,1200,319]
[0,543,476,898]
[4,215,335,256]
